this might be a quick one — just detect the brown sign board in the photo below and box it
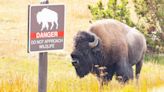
[28,4,65,52]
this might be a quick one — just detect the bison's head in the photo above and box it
[71,31,100,78]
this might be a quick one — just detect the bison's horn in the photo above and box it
[89,34,99,48]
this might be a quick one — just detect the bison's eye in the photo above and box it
[71,53,78,59]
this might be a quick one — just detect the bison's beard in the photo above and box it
[74,65,91,78]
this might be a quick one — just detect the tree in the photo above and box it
[133,0,164,53]
[88,0,134,27]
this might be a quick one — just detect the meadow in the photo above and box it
[0,55,164,92]
[0,0,164,92]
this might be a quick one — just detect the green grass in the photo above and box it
[145,54,164,64]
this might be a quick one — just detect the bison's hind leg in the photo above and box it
[135,52,144,80]
[54,19,58,29]
[135,60,143,80]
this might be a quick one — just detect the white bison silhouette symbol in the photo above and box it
[36,8,58,31]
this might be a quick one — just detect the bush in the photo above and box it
[88,0,134,27]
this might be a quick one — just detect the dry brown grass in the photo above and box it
[0,56,164,92]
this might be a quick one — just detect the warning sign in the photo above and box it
[28,4,65,52]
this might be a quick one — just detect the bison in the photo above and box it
[36,8,58,31]
[71,19,147,83]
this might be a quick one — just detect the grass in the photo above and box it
[145,54,164,64]
[0,55,164,92]
[0,0,164,92]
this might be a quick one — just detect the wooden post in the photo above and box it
[39,52,48,92]
[38,1,49,92]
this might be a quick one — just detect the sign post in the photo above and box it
[39,1,48,92]
[28,0,65,92]
[39,52,47,92]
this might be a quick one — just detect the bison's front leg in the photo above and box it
[105,64,116,81]
[115,58,133,83]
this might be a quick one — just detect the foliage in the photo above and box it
[145,54,164,64]
[88,0,135,27]
[133,0,164,53]
[88,0,164,53]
